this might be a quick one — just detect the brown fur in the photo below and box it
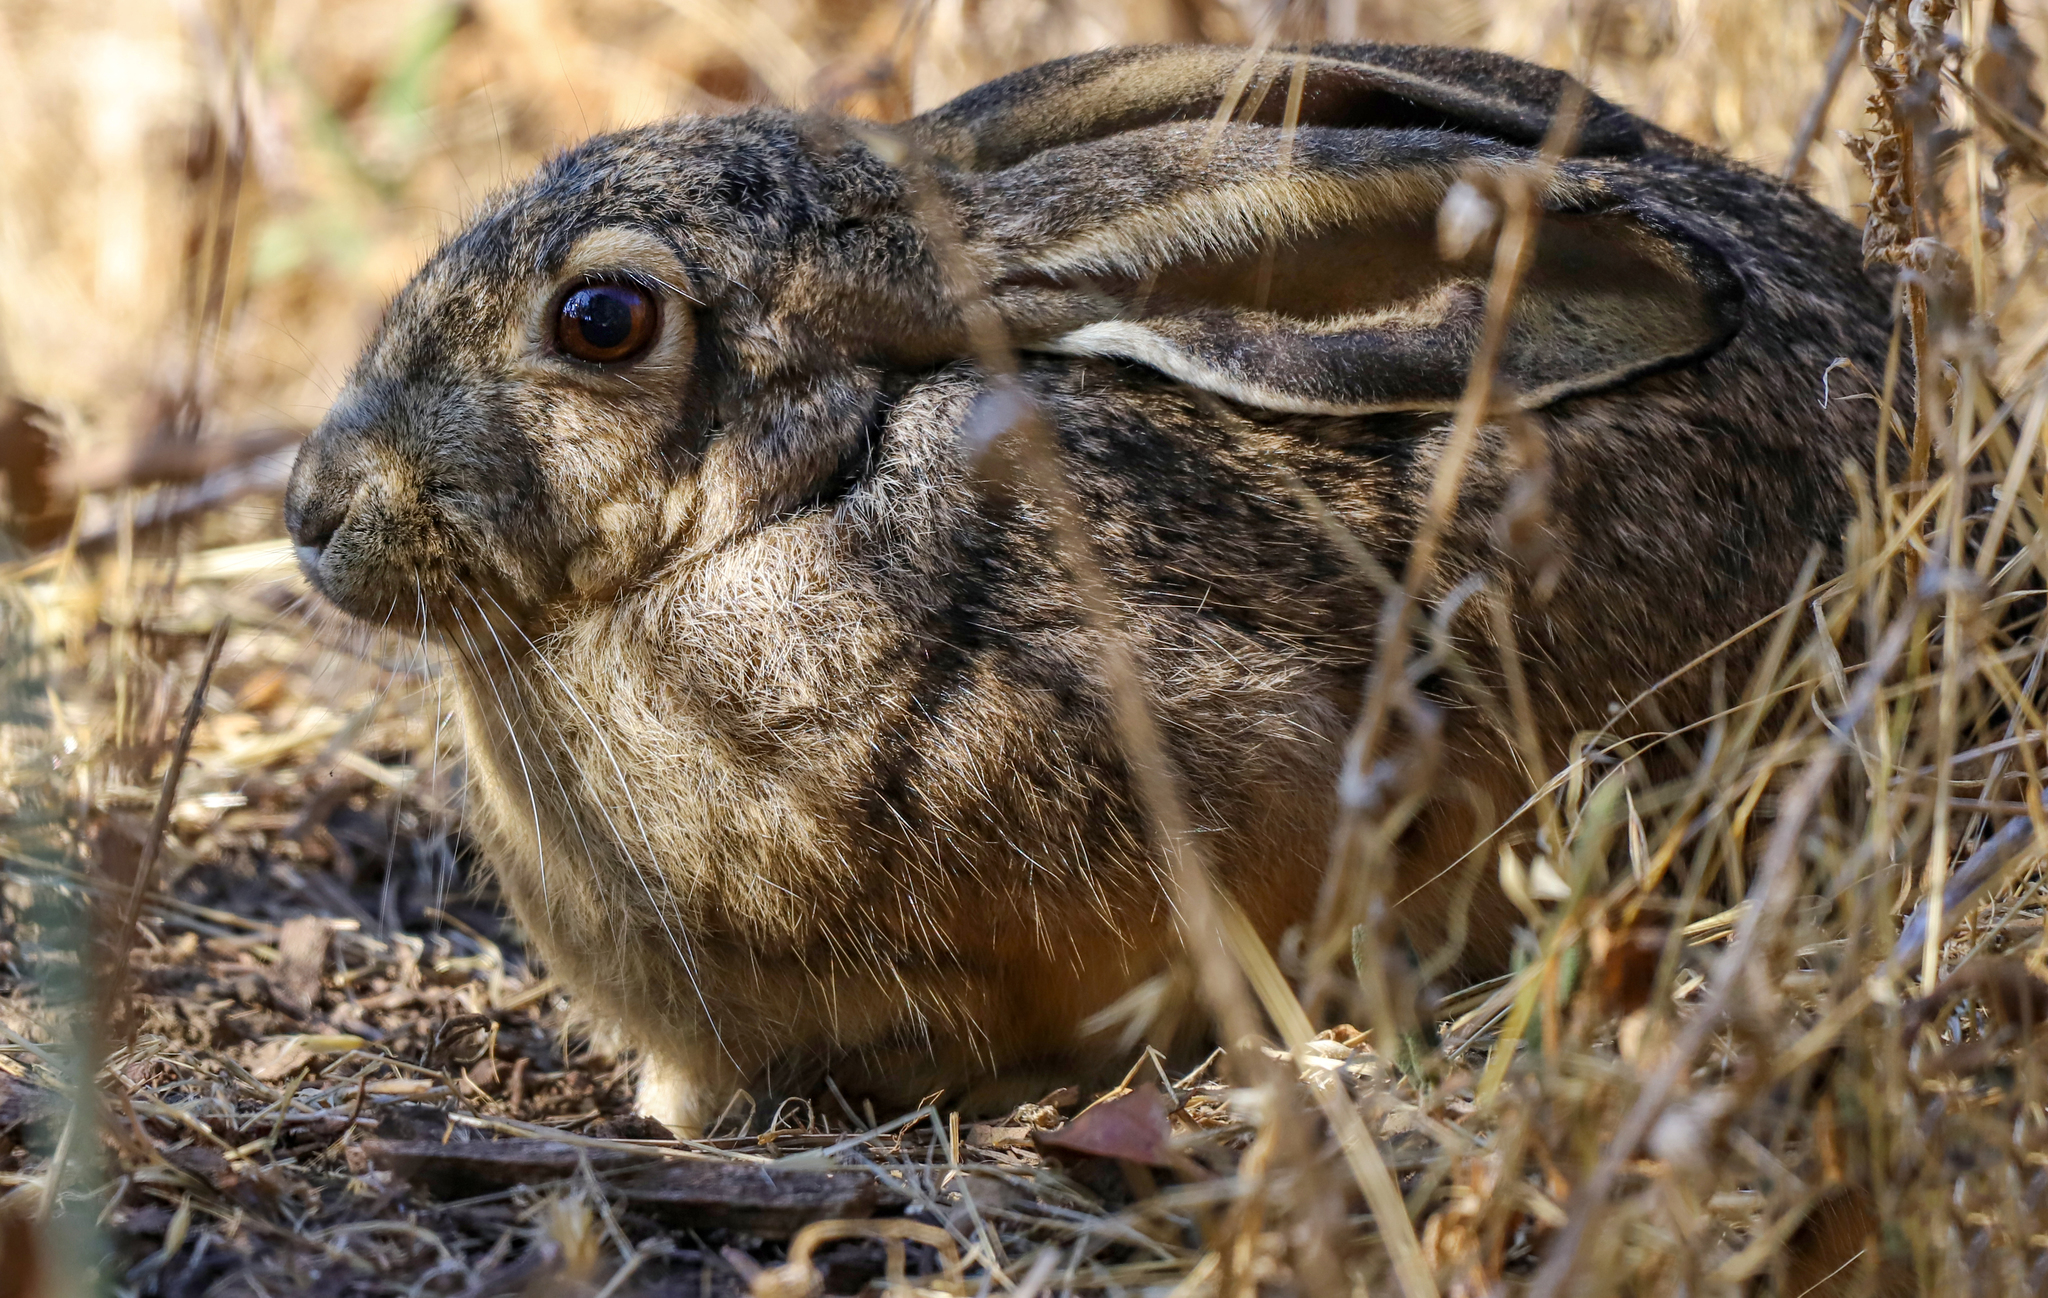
[285,44,1892,1131]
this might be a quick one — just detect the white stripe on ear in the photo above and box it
[1036,321,1453,416]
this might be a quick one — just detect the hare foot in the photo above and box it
[634,1051,746,1138]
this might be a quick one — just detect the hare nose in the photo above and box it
[284,447,355,581]
[286,496,344,566]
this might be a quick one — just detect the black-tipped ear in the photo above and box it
[905,44,1645,172]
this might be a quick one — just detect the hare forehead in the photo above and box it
[366,114,828,372]
[371,224,695,379]
[559,227,688,275]
[367,250,525,376]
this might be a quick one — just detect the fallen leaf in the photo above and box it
[0,398,73,548]
[249,1037,313,1082]
[1034,1083,1172,1167]
[159,1145,289,1214]
[1592,915,1668,1016]
[0,1070,54,1144]
[587,1114,676,1140]
[233,667,291,713]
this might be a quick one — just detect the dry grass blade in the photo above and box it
[1529,603,1920,1298]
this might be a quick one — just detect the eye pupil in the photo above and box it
[568,288,633,348]
[556,283,655,362]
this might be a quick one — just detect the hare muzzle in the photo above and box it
[286,380,559,631]
[288,224,700,631]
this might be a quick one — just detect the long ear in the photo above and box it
[905,44,1650,171]
[915,50,1741,413]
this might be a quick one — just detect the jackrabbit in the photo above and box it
[287,44,1890,1131]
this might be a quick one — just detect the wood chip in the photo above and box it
[271,915,331,1016]
[362,1138,904,1235]
[965,1125,1035,1150]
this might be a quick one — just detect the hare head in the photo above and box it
[288,45,1887,1131]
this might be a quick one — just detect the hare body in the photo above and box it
[288,44,1891,1131]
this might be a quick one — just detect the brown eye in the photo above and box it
[554,282,657,363]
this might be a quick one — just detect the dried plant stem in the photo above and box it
[108,617,231,992]
[1004,409,1266,1052]
[32,1090,80,1228]
[876,143,1269,1057]
[1867,0,1955,501]
[988,313,1441,1298]
[1220,890,1440,1298]
[880,94,1445,1291]
[1958,0,1990,318]
[1484,589,1564,851]
[1342,78,1584,805]
[1402,162,1543,606]
[1527,602,1920,1298]
[1327,81,1585,1111]
[1784,5,1870,182]
[1922,358,1980,989]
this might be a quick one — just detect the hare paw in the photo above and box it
[634,1053,744,1138]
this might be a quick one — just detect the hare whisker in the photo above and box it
[415,579,448,808]
[455,584,605,914]
[639,271,698,304]
[475,584,734,1063]
[320,588,418,913]
[391,577,442,933]
[444,591,556,915]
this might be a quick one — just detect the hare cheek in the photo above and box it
[538,410,684,596]
[563,498,666,599]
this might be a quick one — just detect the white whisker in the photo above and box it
[475,583,734,1067]
[443,593,555,915]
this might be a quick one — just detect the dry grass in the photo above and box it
[4,0,2048,1295]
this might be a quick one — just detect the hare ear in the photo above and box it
[986,169,1740,412]
[936,106,1738,412]
[906,45,1649,170]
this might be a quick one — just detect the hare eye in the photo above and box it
[555,282,657,364]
